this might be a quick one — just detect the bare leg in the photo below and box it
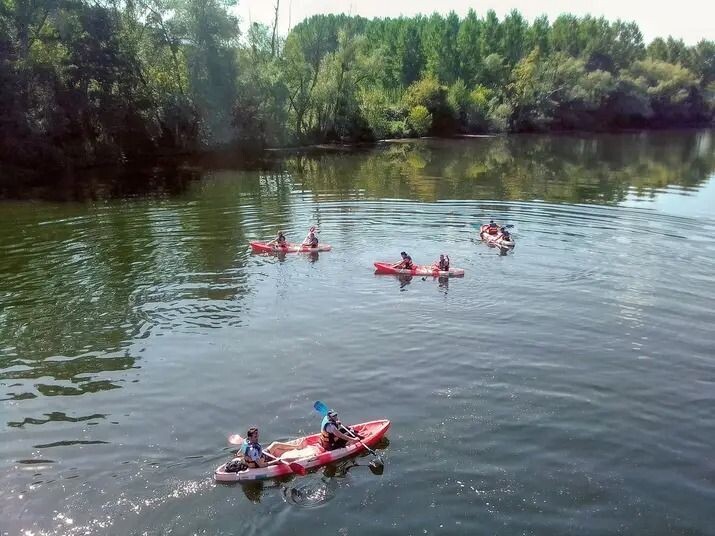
[265,440,304,458]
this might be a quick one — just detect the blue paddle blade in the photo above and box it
[313,400,329,416]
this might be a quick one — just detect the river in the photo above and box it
[1,130,714,535]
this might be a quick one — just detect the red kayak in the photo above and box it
[249,241,332,253]
[215,419,390,482]
[373,262,465,277]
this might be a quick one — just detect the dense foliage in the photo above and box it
[1,3,713,171]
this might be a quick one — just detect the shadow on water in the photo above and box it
[234,458,381,506]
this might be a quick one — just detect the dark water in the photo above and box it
[1,131,714,535]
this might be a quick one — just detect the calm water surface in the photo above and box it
[1,131,714,535]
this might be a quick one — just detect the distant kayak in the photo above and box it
[373,262,465,277]
[215,419,390,482]
[479,225,515,247]
[249,241,332,253]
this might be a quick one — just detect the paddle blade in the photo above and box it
[313,400,330,416]
[289,462,307,476]
[228,434,244,445]
[368,459,384,475]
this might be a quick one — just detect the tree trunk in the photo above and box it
[271,0,280,57]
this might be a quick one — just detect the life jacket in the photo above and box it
[320,416,342,449]
[277,235,287,245]
[403,256,413,269]
[487,225,499,235]
[438,259,449,270]
[308,234,318,247]
[241,440,263,467]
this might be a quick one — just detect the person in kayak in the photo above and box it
[303,228,319,249]
[435,254,450,271]
[393,251,414,269]
[320,411,361,451]
[268,231,288,247]
[499,227,512,242]
[486,220,500,235]
[240,427,269,468]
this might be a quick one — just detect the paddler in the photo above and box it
[486,220,500,235]
[435,254,450,271]
[499,227,512,242]
[240,427,269,468]
[302,226,319,249]
[268,230,288,247]
[320,411,362,451]
[393,251,414,269]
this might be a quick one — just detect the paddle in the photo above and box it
[431,255,450,276]
[227,434,307,476]
[313,401,385,471]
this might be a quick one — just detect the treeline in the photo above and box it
[1,2,714,172]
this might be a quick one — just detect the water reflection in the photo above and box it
[1,131,711,205]
[286,131,715,204]
[397,274,413,290]
[237,456,385,506]
[8,411,107,428]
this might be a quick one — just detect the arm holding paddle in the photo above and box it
[327,422,361,443]
[313,400,385,471]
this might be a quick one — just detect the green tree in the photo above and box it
[408,105,432,136]
[457,9,482,85]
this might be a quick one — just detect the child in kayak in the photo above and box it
[393,251,414,269]
[320,411,362,451]
[435,254,450,271]
[499,228,512,242]
[225,427,303,472]
[240,427,269,468]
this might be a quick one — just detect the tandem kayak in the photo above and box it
[479,225,515,247]
[373,262,465,277]
[249,241,332,253]
[215,419,390,482]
